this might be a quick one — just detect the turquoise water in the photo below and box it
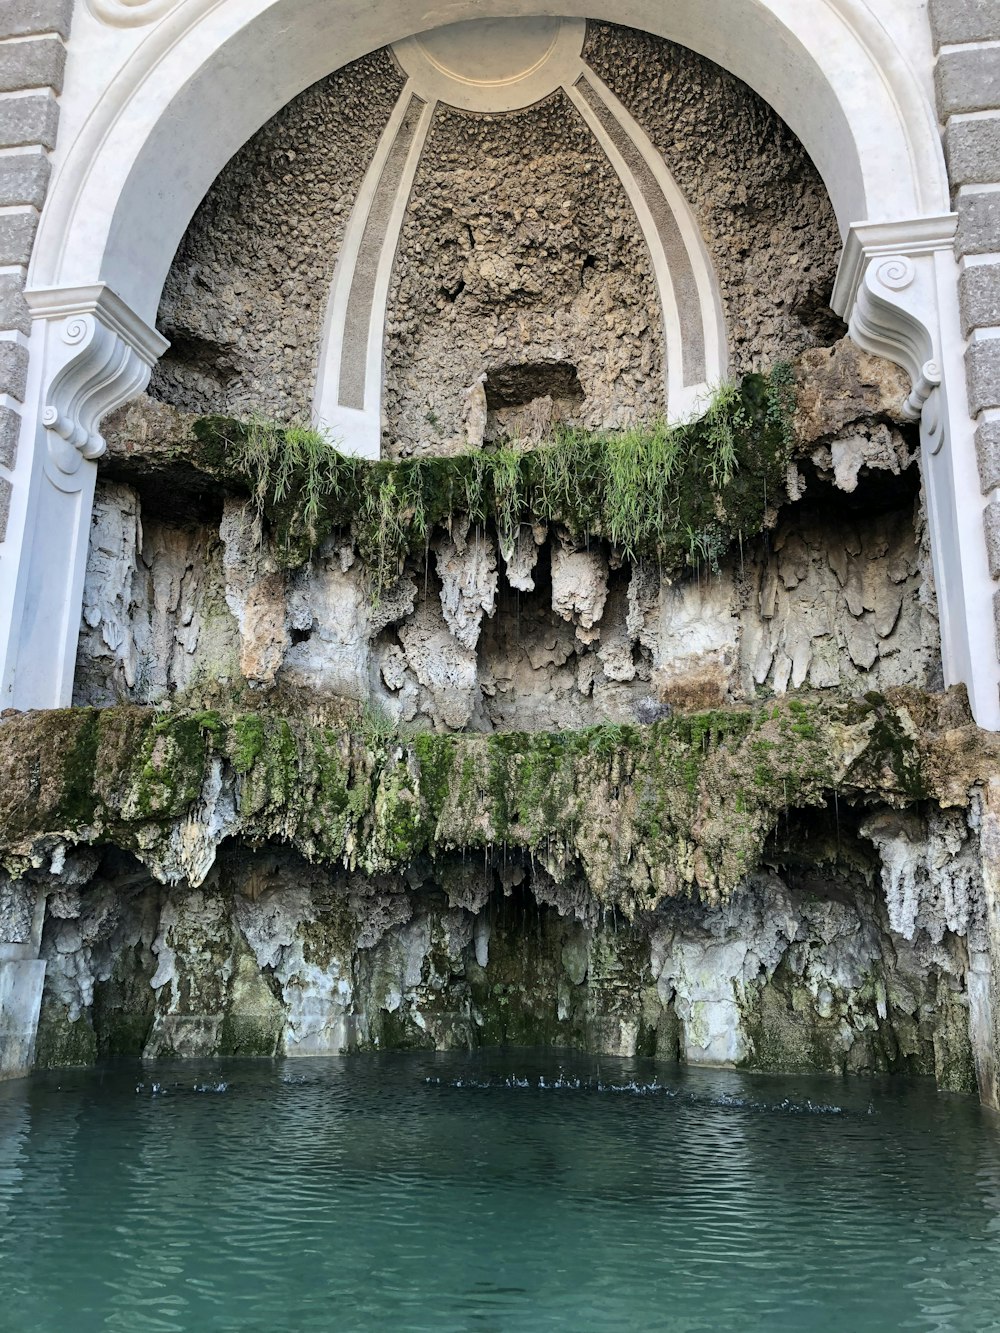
[1,1052,999,1332]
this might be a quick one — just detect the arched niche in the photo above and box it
[31,0,948,323]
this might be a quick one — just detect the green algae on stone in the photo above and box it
[0,688,969,910]
[192,366,797,595]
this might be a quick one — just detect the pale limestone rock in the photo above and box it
[862,811,985,948]
[0,875,39,946]
[220,499,288,687]
[40,881,153,1022]
[500,522,546,592]
[146,888,234,1056]
[461,373,488,451]
[435,529,498,651]
[280,559,370,700]
[369,574,419,636]
[379,642,409,692]
[78,482,142,691]
[649,572,739,706]
[151,757,236,888]
[820,423,913,494]
[551,542,608,633]
[398,600,479,729]
[794,339,911,445]
[236,883,354,1054]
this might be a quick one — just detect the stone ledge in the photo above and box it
[2,0,74,41]
[0,35,65,94]
[0,689,981,906]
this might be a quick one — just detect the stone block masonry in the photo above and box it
[0,0,69,1074]
[0,0,69,526]
[931,2,1000,653]
[931,0,1000,1108]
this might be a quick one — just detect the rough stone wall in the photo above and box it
[583,23,844,376]
[149,24,843,436]
[0,0,72,1079]
[28,822,980,1095]
[150,48,405,420]
[74,473,939,726]
[930,1,1000,654]
[380,91,664,457]
[81,343,940,726]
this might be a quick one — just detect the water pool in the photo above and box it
[1,1051,998,1332]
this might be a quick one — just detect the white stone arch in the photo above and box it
[3,0,994,734]
[31,0,947,318]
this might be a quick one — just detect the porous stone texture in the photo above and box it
[75,468,939,727]
[27,824,980,1094]
[583,23,844,376]
[150,48,406,419]
[74,483,241,706]
[149,24,842,435]
[381,89,664,456]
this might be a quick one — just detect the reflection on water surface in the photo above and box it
[1,1050,999,1332]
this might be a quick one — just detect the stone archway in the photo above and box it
[0,0,994,737]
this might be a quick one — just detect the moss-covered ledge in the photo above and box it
[0,688,988,912]
[189,366,796,590]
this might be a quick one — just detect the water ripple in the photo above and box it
[0,1050,999,1333]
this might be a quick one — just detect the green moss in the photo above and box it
[34,1000,97,1068]
[0,690,949,914]
[194,366,796,597]
[58,709,101,827]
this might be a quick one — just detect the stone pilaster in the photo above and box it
[0,0,68,546]
[931,1,1000,667]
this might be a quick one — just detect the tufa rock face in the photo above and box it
[23,821,980,1093]
[147,23,841,449]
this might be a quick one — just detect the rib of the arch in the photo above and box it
[312,53,728,457]
[31,0,949,326]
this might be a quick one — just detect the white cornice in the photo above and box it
[832,214,957,319]
[24,284,169,363]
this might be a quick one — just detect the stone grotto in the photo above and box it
[2,0,1000,1111]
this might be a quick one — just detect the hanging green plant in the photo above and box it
[193,364,796,599]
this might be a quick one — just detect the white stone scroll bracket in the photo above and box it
[0,286,167,711]
[833,215,1000,730]
[26,285,168,490]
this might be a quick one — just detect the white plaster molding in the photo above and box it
[313,90,433,457]
[24,284,168,479]
[393,17,586,112]
[568,67,728,417]
[832,216,957,423]
[34,0,950,324]
[85,0,180,27]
